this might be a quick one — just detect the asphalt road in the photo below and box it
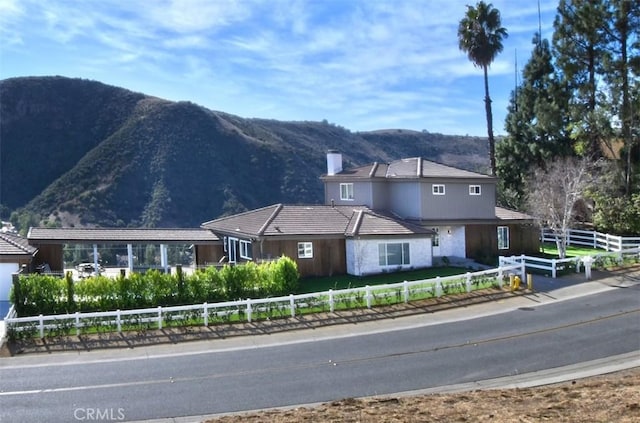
[0,281,638,423]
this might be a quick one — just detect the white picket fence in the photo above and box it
[4,263,524,339]
[500,247,640,279]
[541,228,640,252]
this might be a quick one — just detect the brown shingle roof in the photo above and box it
[495,207,535,221]
[27,228,219,244]
[347,210,436,236]
[202,204,433,238]
[323,157,494,180]
[0,232,37,256]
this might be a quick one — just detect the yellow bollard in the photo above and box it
[509,274,515,291]
[527,273,533,290]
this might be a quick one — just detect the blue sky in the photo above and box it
[1,0,559,136]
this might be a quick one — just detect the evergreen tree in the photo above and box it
[497,34,572,209]
[552,0,609,157]
[601,0,640,195]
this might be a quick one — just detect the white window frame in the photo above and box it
[340,183,354,201]
[431,228,440,247]
[378,242,410,266]
[298,242,313,258]
[432,184,445,195]
[498,226,510,250]
[239,239,252,260]
[469,185,481,195]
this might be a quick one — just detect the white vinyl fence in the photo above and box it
[500,247,640,279]
[4,263,523,339]
[541,228,640,252]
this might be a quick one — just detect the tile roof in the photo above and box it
[27,228,220,244]
[324,157,494,180]
[495,207,535,221]
[347,210,436,236]
[0,231,38,256]
[202,204,433,238]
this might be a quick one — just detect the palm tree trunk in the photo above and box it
[483,65,496,176]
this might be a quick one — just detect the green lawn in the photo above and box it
[539,242,603,258]
[296,267,469,294]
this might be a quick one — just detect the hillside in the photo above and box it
[0,76,489,229]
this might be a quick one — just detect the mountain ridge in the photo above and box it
[0,76,489,230]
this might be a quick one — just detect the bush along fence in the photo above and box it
[4,263,524,340]
[541,228,640,252]
[500,247,640,279]
[9,256,299,317]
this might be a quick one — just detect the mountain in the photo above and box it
[0,76,489,229]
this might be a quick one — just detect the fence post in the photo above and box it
[520,254,526,277]
[116,310,121,333]
[552,259,557,279]
[465,272,472,293]
[75,311,81,335]
[575,257,581,273]
[203,302,208,327]
[365,286,372,309]
[246,299,252,323]
[593,231,597,249]
[403,281,409,303]
[290,294,295,318]
[157,306,163,330]
[329,289,335,313]
[39,314,44,338]
[435,277,442,298]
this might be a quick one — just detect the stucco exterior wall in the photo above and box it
[419,181,495,220]
[346,236,433,276]
[435,226,466,258]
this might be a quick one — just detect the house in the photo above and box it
[321,150,539,262]
[0,231,37,318]
[202,151,538,277]
[201,204,435,277]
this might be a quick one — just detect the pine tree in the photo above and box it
[497,34,572,209]
[552,0,609,157]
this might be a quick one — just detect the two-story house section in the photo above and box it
[322,151,539,262]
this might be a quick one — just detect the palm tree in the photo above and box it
[458,1,508,176]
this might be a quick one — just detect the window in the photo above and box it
[498,226,510,250]
[378,242,410,266]
[340,183,354,200]
[298,242,313,258]
[432,184,445,195]
[223,236,228,252]
[239,240,252,259]
[469,185,481,195]
[431,228,439,247]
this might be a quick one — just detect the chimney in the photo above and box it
[326,150,342,175]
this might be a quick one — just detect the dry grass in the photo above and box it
[206,368,640,422]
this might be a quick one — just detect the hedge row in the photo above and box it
[11,257,299,316]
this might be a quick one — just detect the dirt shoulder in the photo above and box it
[205,368,640,423]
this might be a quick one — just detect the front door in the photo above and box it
[431,227,440,256]
[227,237,239,263]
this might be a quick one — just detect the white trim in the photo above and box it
[432,184,445,195]
[297,242,313,258]
[340,183,354,201]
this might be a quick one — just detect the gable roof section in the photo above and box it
[323,157,494,180]
[347,210,435,237]
[202,204,433,239]
[495,207,535,222]
[27,228,219,245]
[0,231,37,256]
